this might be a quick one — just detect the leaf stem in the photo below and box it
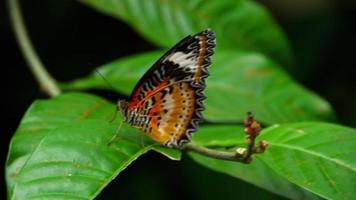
[7,0,61,97]
[182,143,246,163]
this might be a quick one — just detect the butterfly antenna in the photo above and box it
[94,69,120,123]
[107,119,123,146]
[94,69,116,92]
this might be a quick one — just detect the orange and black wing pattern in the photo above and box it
[122,30,215,147]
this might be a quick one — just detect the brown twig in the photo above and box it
[243,112,268,163]
[182,112,268,164]
[182,143,246,162]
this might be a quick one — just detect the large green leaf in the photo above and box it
[62,50,334,124]
[190,122,356,199]
[189,153,320,200]
[190,125,321,199]
[79,0,293,67]
[5,92,177,199]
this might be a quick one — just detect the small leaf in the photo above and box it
[79,0,293,67]
[62,50,334,124]
[190,122,356,199]
[5,93,164,199]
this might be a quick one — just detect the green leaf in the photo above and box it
[5,93,164,199]
[190,125,321,199]
[190,122,356,199]
[62,50,334,124]
[79,0,293,67]
[152,146,181,161]
[189,153,320,200]
[260,122,356,199]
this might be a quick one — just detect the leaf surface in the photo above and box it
[80,0,293,67]
[6,93,166,199]
[190,122,356,199]
[62,50,334,124]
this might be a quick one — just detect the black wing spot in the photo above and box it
[168,87,174,94]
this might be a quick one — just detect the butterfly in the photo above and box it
[117,29,215,147]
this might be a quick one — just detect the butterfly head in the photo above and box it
[117,99,130,122]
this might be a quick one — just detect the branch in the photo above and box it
[182,143,247,163]
[7,0,61,97]
[182,112,268,164]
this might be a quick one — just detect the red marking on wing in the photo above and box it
[129,80,168,110]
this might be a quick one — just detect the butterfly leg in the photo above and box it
[139,133,146,148]
[107,120,123,146]
[107,122,149,146]
[108,107,118,123]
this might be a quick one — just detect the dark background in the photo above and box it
[1,0,355,199]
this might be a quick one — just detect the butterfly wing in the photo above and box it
[127,29,215,147]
